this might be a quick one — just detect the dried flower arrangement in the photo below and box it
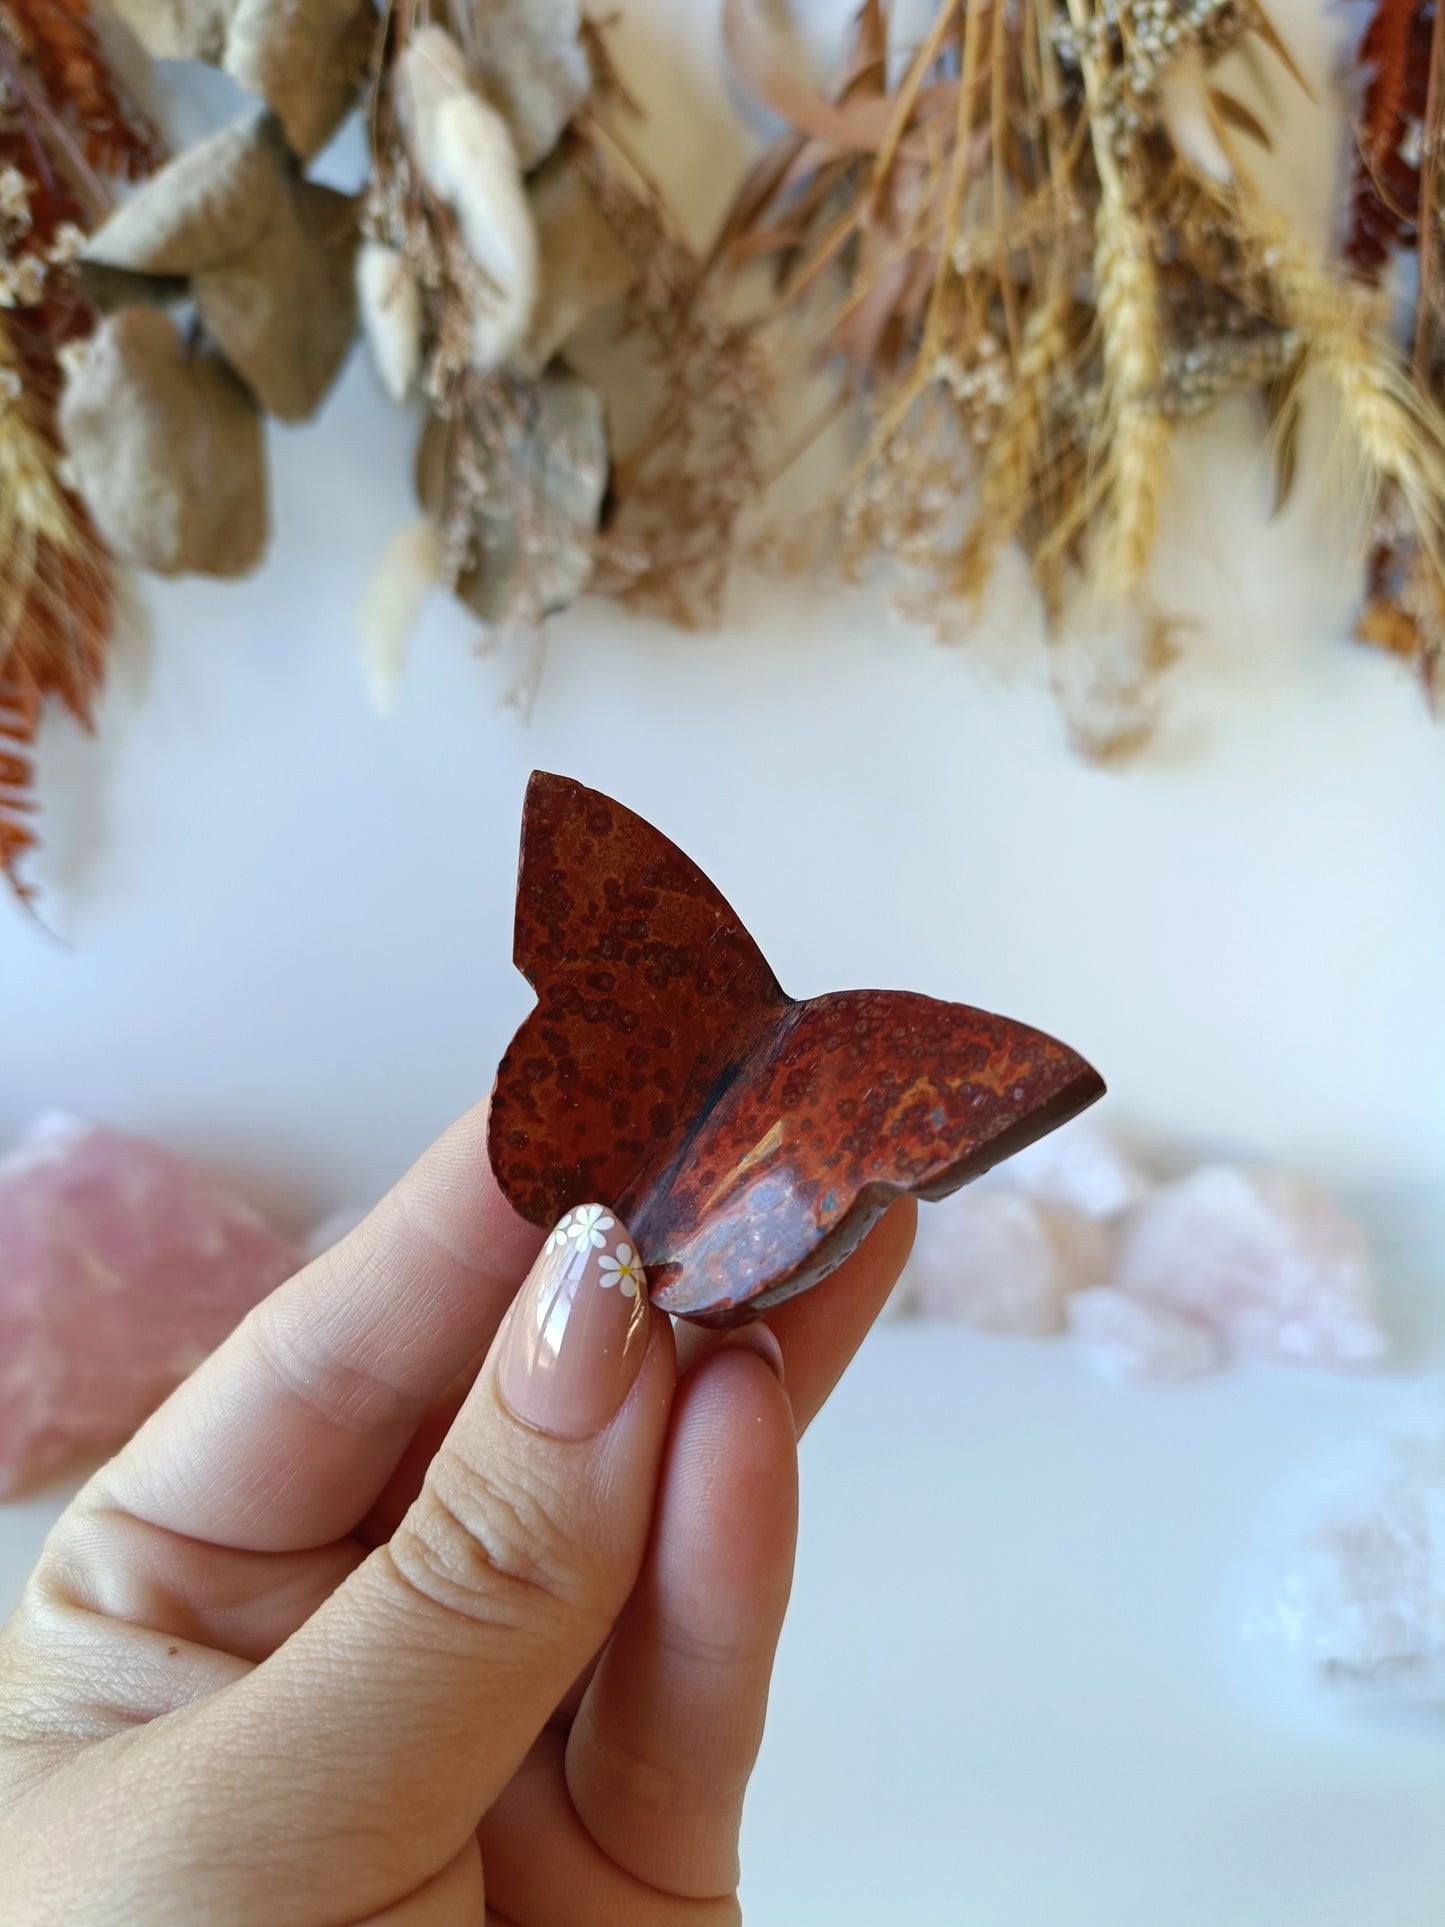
[0,0,160,901]
[0,0,760,880]
[713,0,1445,755]
[5,0,1445,905]
[354,2,766,707]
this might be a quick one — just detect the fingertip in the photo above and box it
[717,1318,787,1386]
[666,1339,799,1577]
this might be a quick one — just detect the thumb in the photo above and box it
[168,1204,675,1908]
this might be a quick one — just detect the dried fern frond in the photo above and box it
[0,0,158,902]
[1,0,162,178]
[1345,0,1432,279]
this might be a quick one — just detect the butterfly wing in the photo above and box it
[488,772,788,1229]
[641,987,1105,1323]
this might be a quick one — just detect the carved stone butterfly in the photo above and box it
[489,772,1105,1326]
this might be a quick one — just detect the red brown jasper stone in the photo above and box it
[489,773,1105,1327]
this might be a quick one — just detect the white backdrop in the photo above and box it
[3,1,1445,1920]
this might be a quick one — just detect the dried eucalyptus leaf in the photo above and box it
[196,180,360,420]
[456,0,590,169]
[78,262,189,312]
[85,117,360,422]
[108,0,237,60]
[59,308,268,578]
[515,150,633,376]
[419,370,608,626]
[224,0,379,159]
[83,113,288,279]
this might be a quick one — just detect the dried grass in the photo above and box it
[711,0,1440,754]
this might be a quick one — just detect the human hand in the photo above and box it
[0,1102,913,1924]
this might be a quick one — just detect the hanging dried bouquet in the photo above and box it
[712,0,1445,754]
[353,3,766,706]
[4,0,1444,907]
[0,0,762,903]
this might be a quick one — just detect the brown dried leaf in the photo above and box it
[223,0,377,159]
[83,113,285,277]
[720,0,945,157]
[418,368,608,627]
[1261,365,1302,516]
[1207,86,1273,150]
[84,115,359,420]
[60,307,269,576]
[517,147,634,376]
[105,0,236,62]
[449,0,591,170]
[1248,2,1315,100]
[196,179,359,419]
[1358,595,1422,657]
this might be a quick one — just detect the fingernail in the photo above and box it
[498,1205,650,1440]
[719,1320,786,1385]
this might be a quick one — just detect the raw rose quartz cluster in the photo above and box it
[1262,1391,1445,1703]
[0,1115,301,1498]
[892,1125,1388,1382]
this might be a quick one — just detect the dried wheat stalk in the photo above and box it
[715,0,1445,752]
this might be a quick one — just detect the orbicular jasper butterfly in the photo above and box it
[489,773,1104,1326]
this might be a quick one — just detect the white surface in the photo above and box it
[2,1310,1443,1925]
[2,0,1444,1917]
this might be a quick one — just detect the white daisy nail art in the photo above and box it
[544,1211,576,1255]
[566,1203,615,1249]
[597,1240,646,1299]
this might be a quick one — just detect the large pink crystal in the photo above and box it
[1067,1286,1224,1382]
[899,1187,1116,1334]
[1265,1392,1445,1702]
[0,1116,301,1497]
[1114,1166,1387,1367]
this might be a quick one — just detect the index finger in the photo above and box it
[85,1102,541,1552]
[673,1196,917,1434]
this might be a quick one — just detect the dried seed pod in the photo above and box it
[360,520,444,714]
[356,239,422,401]
[59,307,269,578]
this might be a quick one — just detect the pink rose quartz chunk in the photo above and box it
[1007,1125,1153,1222]
[0,1115,301,1498]
[1067,1286,1224,1383]
[1265,1392,1445,1702]
[899,1187,1115,1335]
[1114,1165,1387,1368]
